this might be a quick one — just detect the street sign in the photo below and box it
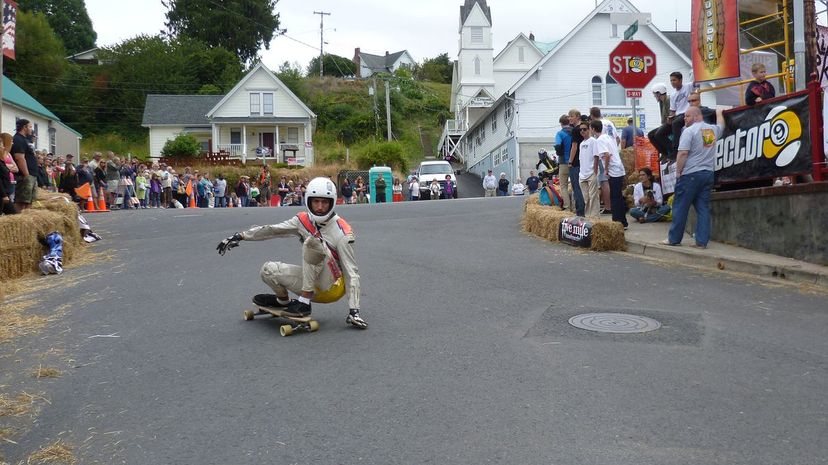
[609,40,657,90]
[626,89,643,98]
[623,20,638,40]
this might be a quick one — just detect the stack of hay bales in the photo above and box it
[522,194,627,252]
[0,190,82,286]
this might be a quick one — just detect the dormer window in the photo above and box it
[250,93,260,115]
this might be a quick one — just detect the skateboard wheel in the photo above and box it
[280,325,293,337]
[309,320,320,332]
[243,310,255,321]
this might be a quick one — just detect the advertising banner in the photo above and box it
[715,91,813,183]
[691,0,740,82]
[559,217,593,248]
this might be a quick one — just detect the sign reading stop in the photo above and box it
[609,40,656,90]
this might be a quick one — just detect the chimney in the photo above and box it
[385,51,389,56]
[353,47,361,78]
[529,32,535,42]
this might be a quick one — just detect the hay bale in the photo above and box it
[523,203,628,252]
[590,221,627,251]
[0,205,82,283]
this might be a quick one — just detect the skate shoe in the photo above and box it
[346,309,368,329]
[253,294,288,309]
[284,299,312,317]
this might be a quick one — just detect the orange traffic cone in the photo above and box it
[85,197,96,212]
[96,196,110,212]
[189,196,197,208]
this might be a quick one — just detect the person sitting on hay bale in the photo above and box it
[629,167,670,223]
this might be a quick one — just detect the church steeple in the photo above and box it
[459,0,492,30]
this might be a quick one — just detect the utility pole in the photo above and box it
[385,79,392,141]
[313,11,331,78]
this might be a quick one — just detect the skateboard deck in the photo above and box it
[243,305,320,337]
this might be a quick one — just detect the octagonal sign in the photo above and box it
[609,40,656,90]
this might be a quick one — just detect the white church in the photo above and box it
[438,0,705,182]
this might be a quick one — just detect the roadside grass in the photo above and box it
[80,133,148,160]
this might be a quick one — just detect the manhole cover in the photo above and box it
[568,313,661,333]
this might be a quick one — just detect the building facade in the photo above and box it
[143,64,317,165]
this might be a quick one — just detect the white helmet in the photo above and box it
[652,83,668,95]
[304,177,337,223]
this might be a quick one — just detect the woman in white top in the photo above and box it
[511,179,525,196]
[629,167,671,223]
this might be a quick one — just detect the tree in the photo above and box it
[306,54,356,78]
[17,0,96,55]
[3,11,67,104]
[161,133,202,158]
[163,0,280,64]
[416,53,452,83]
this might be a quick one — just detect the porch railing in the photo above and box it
[216,144,246,158]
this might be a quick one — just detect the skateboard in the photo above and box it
[243,305,320,337]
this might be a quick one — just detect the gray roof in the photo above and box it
[359,51,408,72]
[142,94,224,126]
[662,32,691,58]
[460,0,491,28]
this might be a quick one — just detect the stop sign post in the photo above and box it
[609,40,656,144]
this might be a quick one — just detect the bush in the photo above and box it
[355,140,408,173]
[161,133,201,158]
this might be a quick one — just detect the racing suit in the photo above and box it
[240,213,360,309]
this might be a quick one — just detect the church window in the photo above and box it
[605,73,626,106]
[491,111,497,132]
[471,27,484,44]
[591,76,603,106]
[518,46,525,63]
[504,100,513,121]
[474,56,481,75]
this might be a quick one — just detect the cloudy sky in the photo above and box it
[84,0,739,71]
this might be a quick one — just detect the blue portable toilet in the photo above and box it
[368,166,393,204]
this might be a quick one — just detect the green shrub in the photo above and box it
[161,133,201,158]
[355,140,408,173]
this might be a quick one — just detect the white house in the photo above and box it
[1,76,82,156]
[142,63,317,165]
[353,49,416,78]
[442,0,709,183]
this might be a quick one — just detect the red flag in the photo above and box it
[2,0,17,60]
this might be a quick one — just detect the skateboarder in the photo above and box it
[217,177,368,329]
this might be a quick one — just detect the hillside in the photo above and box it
[279,75,451,170]
[81,76,451,172]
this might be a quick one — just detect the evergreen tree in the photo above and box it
[163,0,280,64]
[17,0,96,55]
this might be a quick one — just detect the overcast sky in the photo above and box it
[84,0,732,71]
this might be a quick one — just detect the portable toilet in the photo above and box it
[368,166,393,204]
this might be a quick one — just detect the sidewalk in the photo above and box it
[623,221,828,290]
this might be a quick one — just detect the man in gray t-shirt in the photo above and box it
[663,106,725,248]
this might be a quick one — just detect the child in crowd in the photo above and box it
[429,179,441,200]
[149,173,161,208]
[135,170,148,209]
[745,62,775,106]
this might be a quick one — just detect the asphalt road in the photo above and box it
[1,197,826,464]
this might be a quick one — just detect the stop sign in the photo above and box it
[609,40,656,89]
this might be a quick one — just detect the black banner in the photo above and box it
[715,91,813,183]
[559,217,593,248]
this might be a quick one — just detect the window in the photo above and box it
[504,100,513,121]
[491,112,497,132]
[474,56,481,75]
[591,76,603,106]
[262,93,274,115]
[250,93,261,115]
[230,128,241,145]
[49,128,56,154]
[605,73,626,106]
[200,141,210,153]
[518,46,525,63]
[287,127,299,144]
[471,27,483,44]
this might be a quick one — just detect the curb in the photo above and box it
[625,239,828,289]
